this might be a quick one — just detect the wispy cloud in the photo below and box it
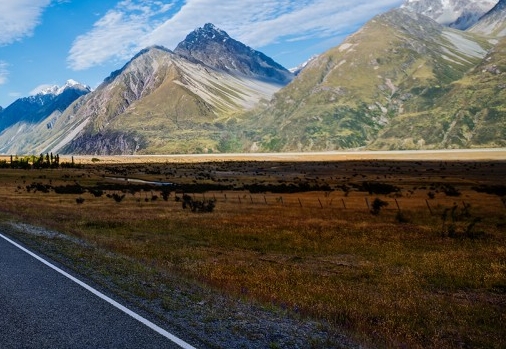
[67,0,176,70]
[0,0,52,45]
[68,0,403,70]
[0,61,9,85]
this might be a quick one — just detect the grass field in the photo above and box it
[0,151,505,348]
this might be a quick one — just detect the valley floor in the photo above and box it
[0,150,505,348]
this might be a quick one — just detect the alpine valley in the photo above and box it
[0,0,504,155]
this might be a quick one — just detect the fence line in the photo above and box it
[172,191,475,215]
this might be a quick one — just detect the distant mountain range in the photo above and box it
[401,0,497,29]
[0,0,504,155]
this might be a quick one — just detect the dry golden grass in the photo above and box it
[0,156,505,348]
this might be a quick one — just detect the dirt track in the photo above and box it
[68,148,506,163]
[2,149,504,164]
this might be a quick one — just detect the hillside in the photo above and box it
[237,8,493,152]
[372,35,506,149]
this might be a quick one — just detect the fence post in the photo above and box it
[238,195,241,204]
[318,198,323,209]
[298,198,303,207]
[342,198,346,209]
[264,195,268,205]
[395,198,401,211]
[425,199,433,215]
[365,197,370,210]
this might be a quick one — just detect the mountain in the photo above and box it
[401,0,498,29]
[469,0,506,37]
[0,23,292,155]
[0,80,90,153]
[237,8,493,151]
[372,34,506,149]
[289,55,319,76]
[0,80,90,132]
[174,23,293,84]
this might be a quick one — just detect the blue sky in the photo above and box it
[0,0,404,108]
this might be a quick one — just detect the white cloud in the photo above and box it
[67,0,175,70]
[0,0,52,45]
[29,84,54,95]
[68,0,404,70]
[0,61,8,85]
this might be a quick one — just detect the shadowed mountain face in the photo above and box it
[0,81,91,154]
[469,0,506,37]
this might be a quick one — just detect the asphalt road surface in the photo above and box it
[0,233,195,349]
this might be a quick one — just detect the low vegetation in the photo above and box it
[0,156,504,348]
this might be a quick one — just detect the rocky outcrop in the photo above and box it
[174,23,293,84]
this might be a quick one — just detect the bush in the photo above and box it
[370,198,388,215]
[360,182,400,195]
[180,194,216,213]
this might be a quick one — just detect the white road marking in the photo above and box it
[0,233,196,349]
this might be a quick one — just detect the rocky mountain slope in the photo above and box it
[238,8,494,151]
[174,23,292,84]
[469,0,506,37]
[401,0,498,29]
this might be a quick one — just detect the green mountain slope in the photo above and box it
[372,36,506,149]
[237,8,493,152]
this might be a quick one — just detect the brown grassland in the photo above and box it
[0,151,505,348]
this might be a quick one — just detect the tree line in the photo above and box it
[0,154,78,169]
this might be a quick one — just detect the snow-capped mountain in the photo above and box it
[469,0,506,36]
[289,55,319,75]
[0,80,91,132]
[401,0,498,29]
[35,79,90,97]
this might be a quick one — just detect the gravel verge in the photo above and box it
[1,221,362,349]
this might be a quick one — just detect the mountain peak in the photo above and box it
[199,23,229,39]
[174,23,293,84]
[32,79,90,97]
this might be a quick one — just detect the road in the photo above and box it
[0,233,195,349]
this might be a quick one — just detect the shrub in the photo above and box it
[370,198,388,215]
[112,193,125,203]
[360,182,400,195]
[181,194,216,213]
